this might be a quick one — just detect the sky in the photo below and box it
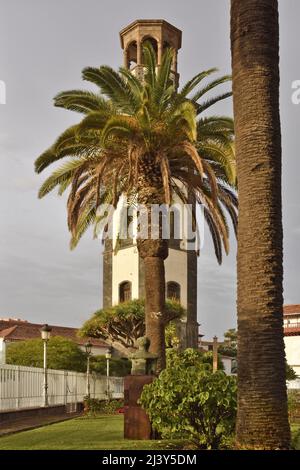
[0,0,299,340]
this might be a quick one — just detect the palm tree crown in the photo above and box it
[35,43,237,263]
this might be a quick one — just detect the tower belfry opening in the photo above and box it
[120,19,181,87]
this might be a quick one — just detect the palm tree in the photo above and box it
[35,44,237,371]
[230,0,290,448]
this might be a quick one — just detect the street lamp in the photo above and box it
[213,335,218,373]
[41,324,52,407]
[105,348,112,400]
[85,340,92,398]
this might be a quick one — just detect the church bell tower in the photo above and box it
[102,20,198,349]
[120,19,181,87]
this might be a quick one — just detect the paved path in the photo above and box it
[0,413,81,437]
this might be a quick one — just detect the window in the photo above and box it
[119,281,132,303]
[166,281,181,302]
[142,36,158,62]
[125,41,137,69]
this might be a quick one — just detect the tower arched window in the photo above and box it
[142,36,158,62]
[166,281,181,302]
[126,41,137,69]
[119,281,132,303]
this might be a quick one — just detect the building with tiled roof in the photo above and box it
[284,305,300,335]
[0,318,111,364]
[283,306,300,375]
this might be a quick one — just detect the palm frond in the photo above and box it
[101,115,140,144]
[38,158,87,198]
[82,66,140,113]
[35,125,79,173]
[179,68,218,98]
[196,92,232,114]
[54,90,112,115]
[143,42,157,88]
[203,207,223,264]
[191,75,232,103]
[70,204,96,250]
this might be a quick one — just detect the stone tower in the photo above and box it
[102,20,198,349]
[120,19,181,87]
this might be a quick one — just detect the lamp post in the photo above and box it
[105,349,112,400]
[85,340,92,399]
[213,335,218,372]
[41,324,52,407]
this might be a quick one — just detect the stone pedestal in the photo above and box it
[124,375,154,440]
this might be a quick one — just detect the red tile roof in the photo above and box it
[0,326,18,338]
[0,319,108,348]
[284,305,300,315]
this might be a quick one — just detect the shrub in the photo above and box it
[139,348,237,449]
[286,363,299,381]
[288,390,300,422]
[83,398,124,415]
[200,350,224,371]
[6,336,87,372]
[90,356,131,376]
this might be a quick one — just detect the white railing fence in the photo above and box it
[287,379,300,390]
[0,364,124,412]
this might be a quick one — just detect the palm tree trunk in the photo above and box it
[137,154,168,372]
[231,0,290,448]
[141,242,167,372]
[137,238,168,372]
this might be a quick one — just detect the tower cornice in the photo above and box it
[119,19,182,49]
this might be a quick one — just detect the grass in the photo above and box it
[0,415,183,450]
[291,424,300,450]
[0,416,299,450]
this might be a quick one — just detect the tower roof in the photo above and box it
[119,19,182,49]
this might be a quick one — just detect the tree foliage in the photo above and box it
[219,328,237,357]
[140,349,237,449]
[90,356,131,377]
[79,298,185,351]
[286,363,299,381]
[6,336,87,372]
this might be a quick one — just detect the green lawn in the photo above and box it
[0,415,182,450]
[291,424,300,450]
[0,416,299,450]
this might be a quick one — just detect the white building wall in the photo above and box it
[284,336,300,376]
[109,193,191,311]
[112,246,139,305]
[165,248,188,309]
[221,357,233,375]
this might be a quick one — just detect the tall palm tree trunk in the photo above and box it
[138,239,168,372]
[137,154,168,372]
[231,0,290,448]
